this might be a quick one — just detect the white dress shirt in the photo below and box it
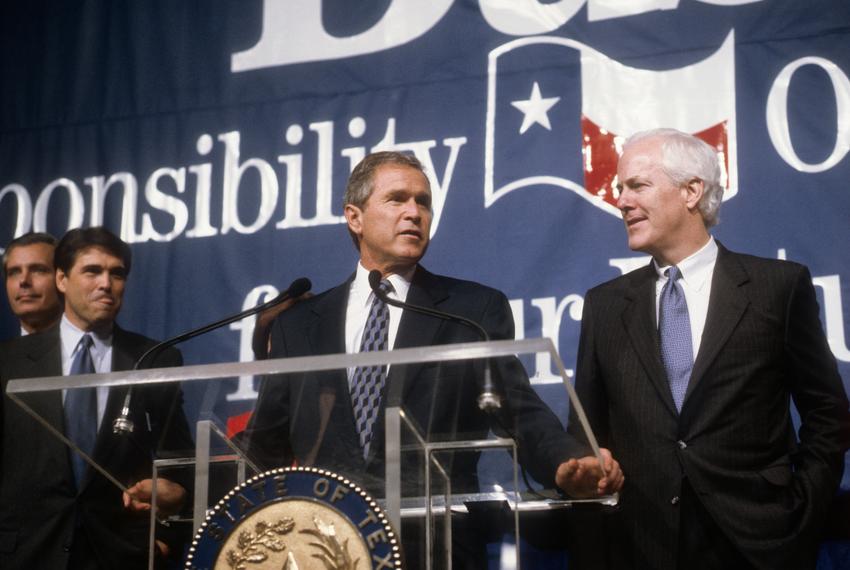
[60,315,113,428]
[654,237,718,359]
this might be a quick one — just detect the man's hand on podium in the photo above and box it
[555,448,624,499]
[122,478,187,517]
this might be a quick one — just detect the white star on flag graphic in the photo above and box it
[511,81,561,135]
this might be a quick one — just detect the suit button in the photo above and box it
[671,496,680,505]
[677,440,687,449]
[63,544,71,552]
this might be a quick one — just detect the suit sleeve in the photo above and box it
[483,290,574,487]
[785,266,850,514]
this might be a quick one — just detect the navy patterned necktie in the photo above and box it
[659,267,694,412]
[65,334,98,487]
[350,279,392,459]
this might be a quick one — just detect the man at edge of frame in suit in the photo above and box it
[3,232,63,337]
[0,226,193,570]
[560,128,850,570]
[244,150,624,567]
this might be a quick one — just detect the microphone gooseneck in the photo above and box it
[112,277,312,434]
[368,270,501,412]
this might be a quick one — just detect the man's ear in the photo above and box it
[683,178,705,211]
[56,269,67,295]
[344,204,363,238]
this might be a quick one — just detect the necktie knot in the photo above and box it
[377,279,393,296]
[78,333,94,353]
[70,334,96,376]
[666,266,681,282]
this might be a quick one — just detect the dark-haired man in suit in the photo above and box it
[245,151,622,567]
[0,226,193,569]
[562,128,850,569]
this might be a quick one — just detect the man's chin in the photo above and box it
[397,246,427,263]
[626,234,651,254]
[88,312,119,329]
[10,303,33,315]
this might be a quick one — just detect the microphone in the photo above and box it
[368,270,501,412]
[112,277,312,434]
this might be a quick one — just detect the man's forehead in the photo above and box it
[71,246,125,269]
[618,141,664,176]
[5,243,54,267]
[374,164,430,188]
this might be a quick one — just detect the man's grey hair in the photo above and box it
[343,151,430,249]
[624,128,724,227]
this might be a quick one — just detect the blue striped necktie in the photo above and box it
[65,334,98,488]
[350,279,392,459]
[659,266,694,412]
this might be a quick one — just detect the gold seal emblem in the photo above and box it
[185,467,402,570]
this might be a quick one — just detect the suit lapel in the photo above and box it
[86,326,133,489]
[110,326,138,371]
[104,326,134,446]
[24,330,96,496]
[393,267,448,349]
[621,264,679,417]
[20,328,64,431]
[308,279,350,357]
[17,328,85,492]
[683,245,749,407]
[391,266,449,403]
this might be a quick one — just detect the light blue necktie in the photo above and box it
[659,267,694,412]
[65,334,98,488]
[350,280,392,459]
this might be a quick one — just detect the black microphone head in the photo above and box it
[368,269,383,292]
[287,277,312,298]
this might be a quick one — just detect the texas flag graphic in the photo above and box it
[484,32,737,217]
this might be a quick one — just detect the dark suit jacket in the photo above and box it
[245,266,571,496]
[569,244,850,569]
[0,325,193,570]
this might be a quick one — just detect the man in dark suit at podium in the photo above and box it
[563,129,850,569]
[0,227,193,570]
[245,151,623,566]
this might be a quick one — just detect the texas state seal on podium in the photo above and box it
[185,467,402,569]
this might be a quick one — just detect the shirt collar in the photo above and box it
[351,262,414,308]
[653,236,718,293]
[60,314,113,360]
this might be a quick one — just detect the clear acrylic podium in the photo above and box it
[5,337,615,569]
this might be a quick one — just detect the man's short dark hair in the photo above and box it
[3,232,58,275]
[343,151,429,248]
[55,227,132,275]
[343,151,427,210]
